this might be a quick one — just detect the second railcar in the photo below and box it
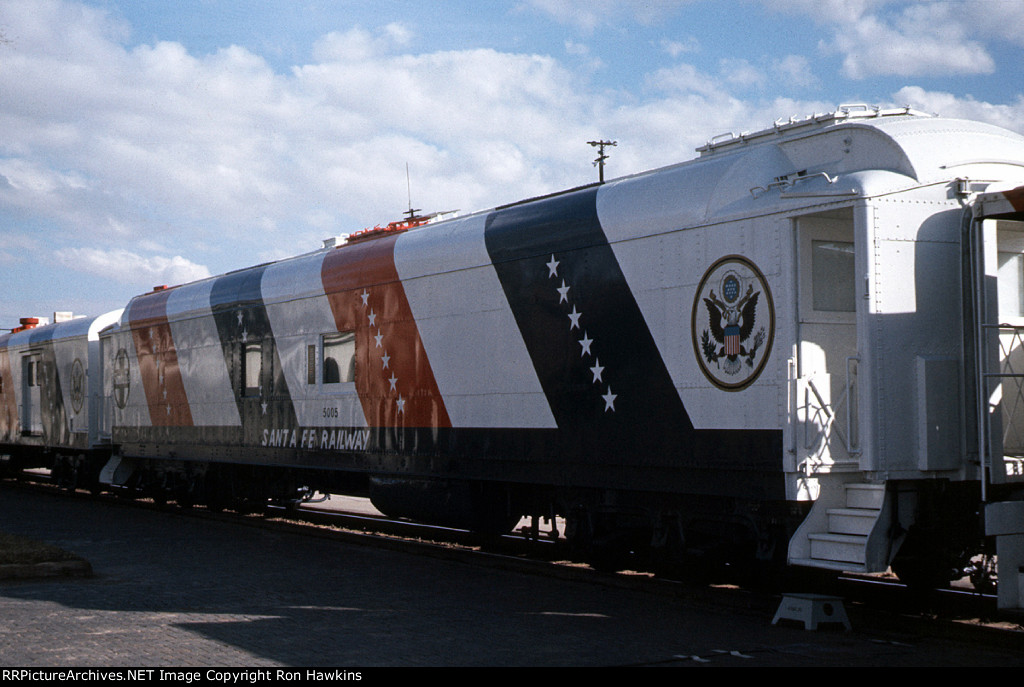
[0,310,123,482]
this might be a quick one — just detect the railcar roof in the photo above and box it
[116,108,1024,327]
[592,108,1024,238]
[655,107,1024,189]
[1,309,123,348]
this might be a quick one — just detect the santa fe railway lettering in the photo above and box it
[261,427,371,451]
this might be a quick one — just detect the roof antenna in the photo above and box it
[588,139,617,183]
[404,162,421,222]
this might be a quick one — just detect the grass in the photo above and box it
[0,531,82,566]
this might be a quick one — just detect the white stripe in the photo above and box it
[263,251,369,428]
[166,281,242,427]
[394,214,556,428]
[597,182,782,430]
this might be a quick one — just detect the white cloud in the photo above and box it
[719,58,765,90]
[965,4,1024,47]
[833,8,994,79]
[383,23,413,47]
[313,28,386,63]
[3,0,1024,326]
[773,55,819,89]
[290,47,590,198]
[770,0,883,25]
[3,3,586,239]
[565,40,589,56]
[523,0,690,31]
[763,0,1003,79]
[892,86,1024,133]
[0,232,42,266]
[661,37,700,58]
[644,62,723,97]
[0,0,617,301]
[54,248,211,288]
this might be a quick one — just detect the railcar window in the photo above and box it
[997,219,1024,321]
[323,332,356,384]
[812,240,856,312]
[307,345,316,385]
[998,252,1024,319]
[243,342,262,396]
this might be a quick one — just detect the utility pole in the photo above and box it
[588,139,617,183]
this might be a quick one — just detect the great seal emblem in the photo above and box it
[113,348,131,409]
[70,358,85,414]
[691,255,774,391]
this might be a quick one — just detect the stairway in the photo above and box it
[789,481,889,572]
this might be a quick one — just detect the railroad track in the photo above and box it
[3,470,1016,637]
[6,470,572,568]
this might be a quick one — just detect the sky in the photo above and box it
[2,0,1024,327]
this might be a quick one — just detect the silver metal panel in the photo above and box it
[49,329,88,436]
[868,200,963,475]
[166,283,242,427]
[262,251,368,428]
[916,356,960,471]
[104,323,150,430]
[601,206,785,430]
[595,156,735,240]
[394,213,556,429]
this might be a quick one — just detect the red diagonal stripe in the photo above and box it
[128,289,193,427]
[1004,186,1024,212]
[0,344,16,439]
[321,235,451,428]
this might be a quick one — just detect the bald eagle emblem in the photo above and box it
[70,358,85,414]
[692,256,774,391]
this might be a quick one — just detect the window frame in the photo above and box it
[319,330,357,392]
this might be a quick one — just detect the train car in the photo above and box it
[14,105,1024,607]
[0,310,123,484]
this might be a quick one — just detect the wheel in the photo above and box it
[891,544,959,590]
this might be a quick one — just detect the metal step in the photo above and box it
[789,557,866,573]
[827,507,877,536]
[808,532,868,565]
[845,483,884,509]
[790,481,886,572]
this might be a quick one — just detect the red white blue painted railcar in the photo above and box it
[90,107,1024,587]
[99,193,783,534]
[12,106,1024,602]
[0,311,123,482]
